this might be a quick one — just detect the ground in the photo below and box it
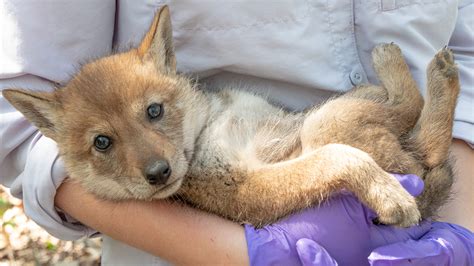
[0,186,101,266]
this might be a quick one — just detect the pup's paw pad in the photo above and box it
[440,46,454,64]
[368,174,421,227]
[429,47,457,78]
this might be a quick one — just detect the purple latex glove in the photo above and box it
[245,174,474,265]
[369,222,473,265]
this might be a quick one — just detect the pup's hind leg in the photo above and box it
[300,99,421,175]
[411,48,460,168]
[371,43,424,132]
[343,84,388,103]
[407,48,459,218]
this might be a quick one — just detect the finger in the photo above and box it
[296,238,339,266]
[369,222,474,266]
[391,173,424,196]
[370,220,431,246]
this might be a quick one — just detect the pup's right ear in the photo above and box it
[137,5,176,74]
[2,89,61,140]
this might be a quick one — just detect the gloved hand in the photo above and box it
[245,174,474,265]
[368,221,473,266]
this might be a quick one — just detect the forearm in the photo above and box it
[439,139,474,231]
[55,180,249,265]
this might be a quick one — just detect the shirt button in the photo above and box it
[350,68,364,85]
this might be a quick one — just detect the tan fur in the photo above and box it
[2,6,459,227]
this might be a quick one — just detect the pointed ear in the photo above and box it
[2,89,61,140]
[137,5,176,74]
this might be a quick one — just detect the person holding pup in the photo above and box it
[1,0,473,265]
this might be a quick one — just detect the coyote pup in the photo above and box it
[3,6,459,227]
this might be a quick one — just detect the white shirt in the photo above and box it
[0,0,472,250]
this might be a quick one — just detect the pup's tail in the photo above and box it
[415,161,454,218]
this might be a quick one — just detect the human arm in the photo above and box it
[438,0,474,231]
[56,174,473,265]
[55,179,250,265]
[439,140,474,230]
[0,0,115,239]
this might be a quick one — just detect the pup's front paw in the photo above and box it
[368,173,421,227]
[376,195,421,227]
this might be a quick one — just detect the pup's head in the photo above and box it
[3,6,195,200]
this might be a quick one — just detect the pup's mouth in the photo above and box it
[124,177,183,200]
[151,177,183,199]
[158,177,182,192]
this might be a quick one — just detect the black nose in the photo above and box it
[145,160,171,185]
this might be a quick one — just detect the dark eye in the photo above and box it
[147,103,163,120]
[94,135,111,151]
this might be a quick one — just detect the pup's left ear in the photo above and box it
[2,89,61,140]
[138,5,176,75]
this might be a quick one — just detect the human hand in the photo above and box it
[245,174,473,265]
[368,221,473,265]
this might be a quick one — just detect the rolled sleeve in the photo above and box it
[449,0,474,146]
[0,0,115,239]
[9,133,96,240]
[0,75,97,240]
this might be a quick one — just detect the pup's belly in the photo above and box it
[201,92,303,169]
